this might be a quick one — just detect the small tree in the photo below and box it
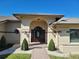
[48,39,56,51]
[0,35,6,50]
[21,38,29,50]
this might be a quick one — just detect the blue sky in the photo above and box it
[0,0,79,18]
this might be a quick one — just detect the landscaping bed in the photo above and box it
[0,35,14,51]
[0,53,31,59]
[0,43,14,51]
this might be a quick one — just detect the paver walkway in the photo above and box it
[30,42,50,59]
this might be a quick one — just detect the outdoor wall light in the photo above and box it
[58,31,62,33]
[53,30,57,33]
[66,31,70,33]
[15,29,19,34]
[37,18,40,20]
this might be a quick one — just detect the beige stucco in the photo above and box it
[0,21,20,44]
[0,22,6,39]
[19,16,58,47]
[5,21,21,44]
[13,14,64,47]
[54,24,79,54]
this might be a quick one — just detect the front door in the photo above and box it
[31,26,45,43]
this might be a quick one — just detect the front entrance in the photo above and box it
[31,26,45,43]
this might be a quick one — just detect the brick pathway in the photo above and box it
[30,43,50,59]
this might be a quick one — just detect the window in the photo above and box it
[70,29,79,42]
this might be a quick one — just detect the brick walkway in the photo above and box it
[30,43,50,59]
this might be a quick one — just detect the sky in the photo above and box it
[0,0,79,18]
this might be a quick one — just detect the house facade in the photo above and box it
[0,13,79,54]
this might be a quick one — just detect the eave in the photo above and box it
[13,13,64,20]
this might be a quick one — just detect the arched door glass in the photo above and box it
[37,31,40,37]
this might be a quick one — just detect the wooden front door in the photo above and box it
[31,26,45,43]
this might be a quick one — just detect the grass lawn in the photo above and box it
[69,55,79,59]
[49,55,66,59]
[49,55,79,59]
[0,53,31,59]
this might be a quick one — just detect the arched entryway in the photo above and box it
[30,18,48,43]
[31,26,45,43]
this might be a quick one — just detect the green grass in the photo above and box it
[49,55,79,59]
[69,55,79,59]
[49,55,66,59]
[0,53,31,59]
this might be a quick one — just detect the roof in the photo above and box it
[13,13,64,16]
[13,13,64,19]
[0,16,19,22]
[54,18,79,24]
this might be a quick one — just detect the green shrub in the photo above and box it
[0,35,6,50]
[21,38,29,50]
[48,39,56,51]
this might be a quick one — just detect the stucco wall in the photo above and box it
[55,24,79,54]
[47,19,59,48]
[20,17,57,46]
[0,23,5,39]
[30,20,47,31]
[20,19,30,45]
[5,22,21,44]
[20,19,48,44]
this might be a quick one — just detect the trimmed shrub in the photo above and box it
[21,38,29,50]
[0,35,6,50]
[48,39,56,51]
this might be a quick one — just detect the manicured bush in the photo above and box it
[21,38,29,50]
[48,39,56,51]
[0,35,6,50]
